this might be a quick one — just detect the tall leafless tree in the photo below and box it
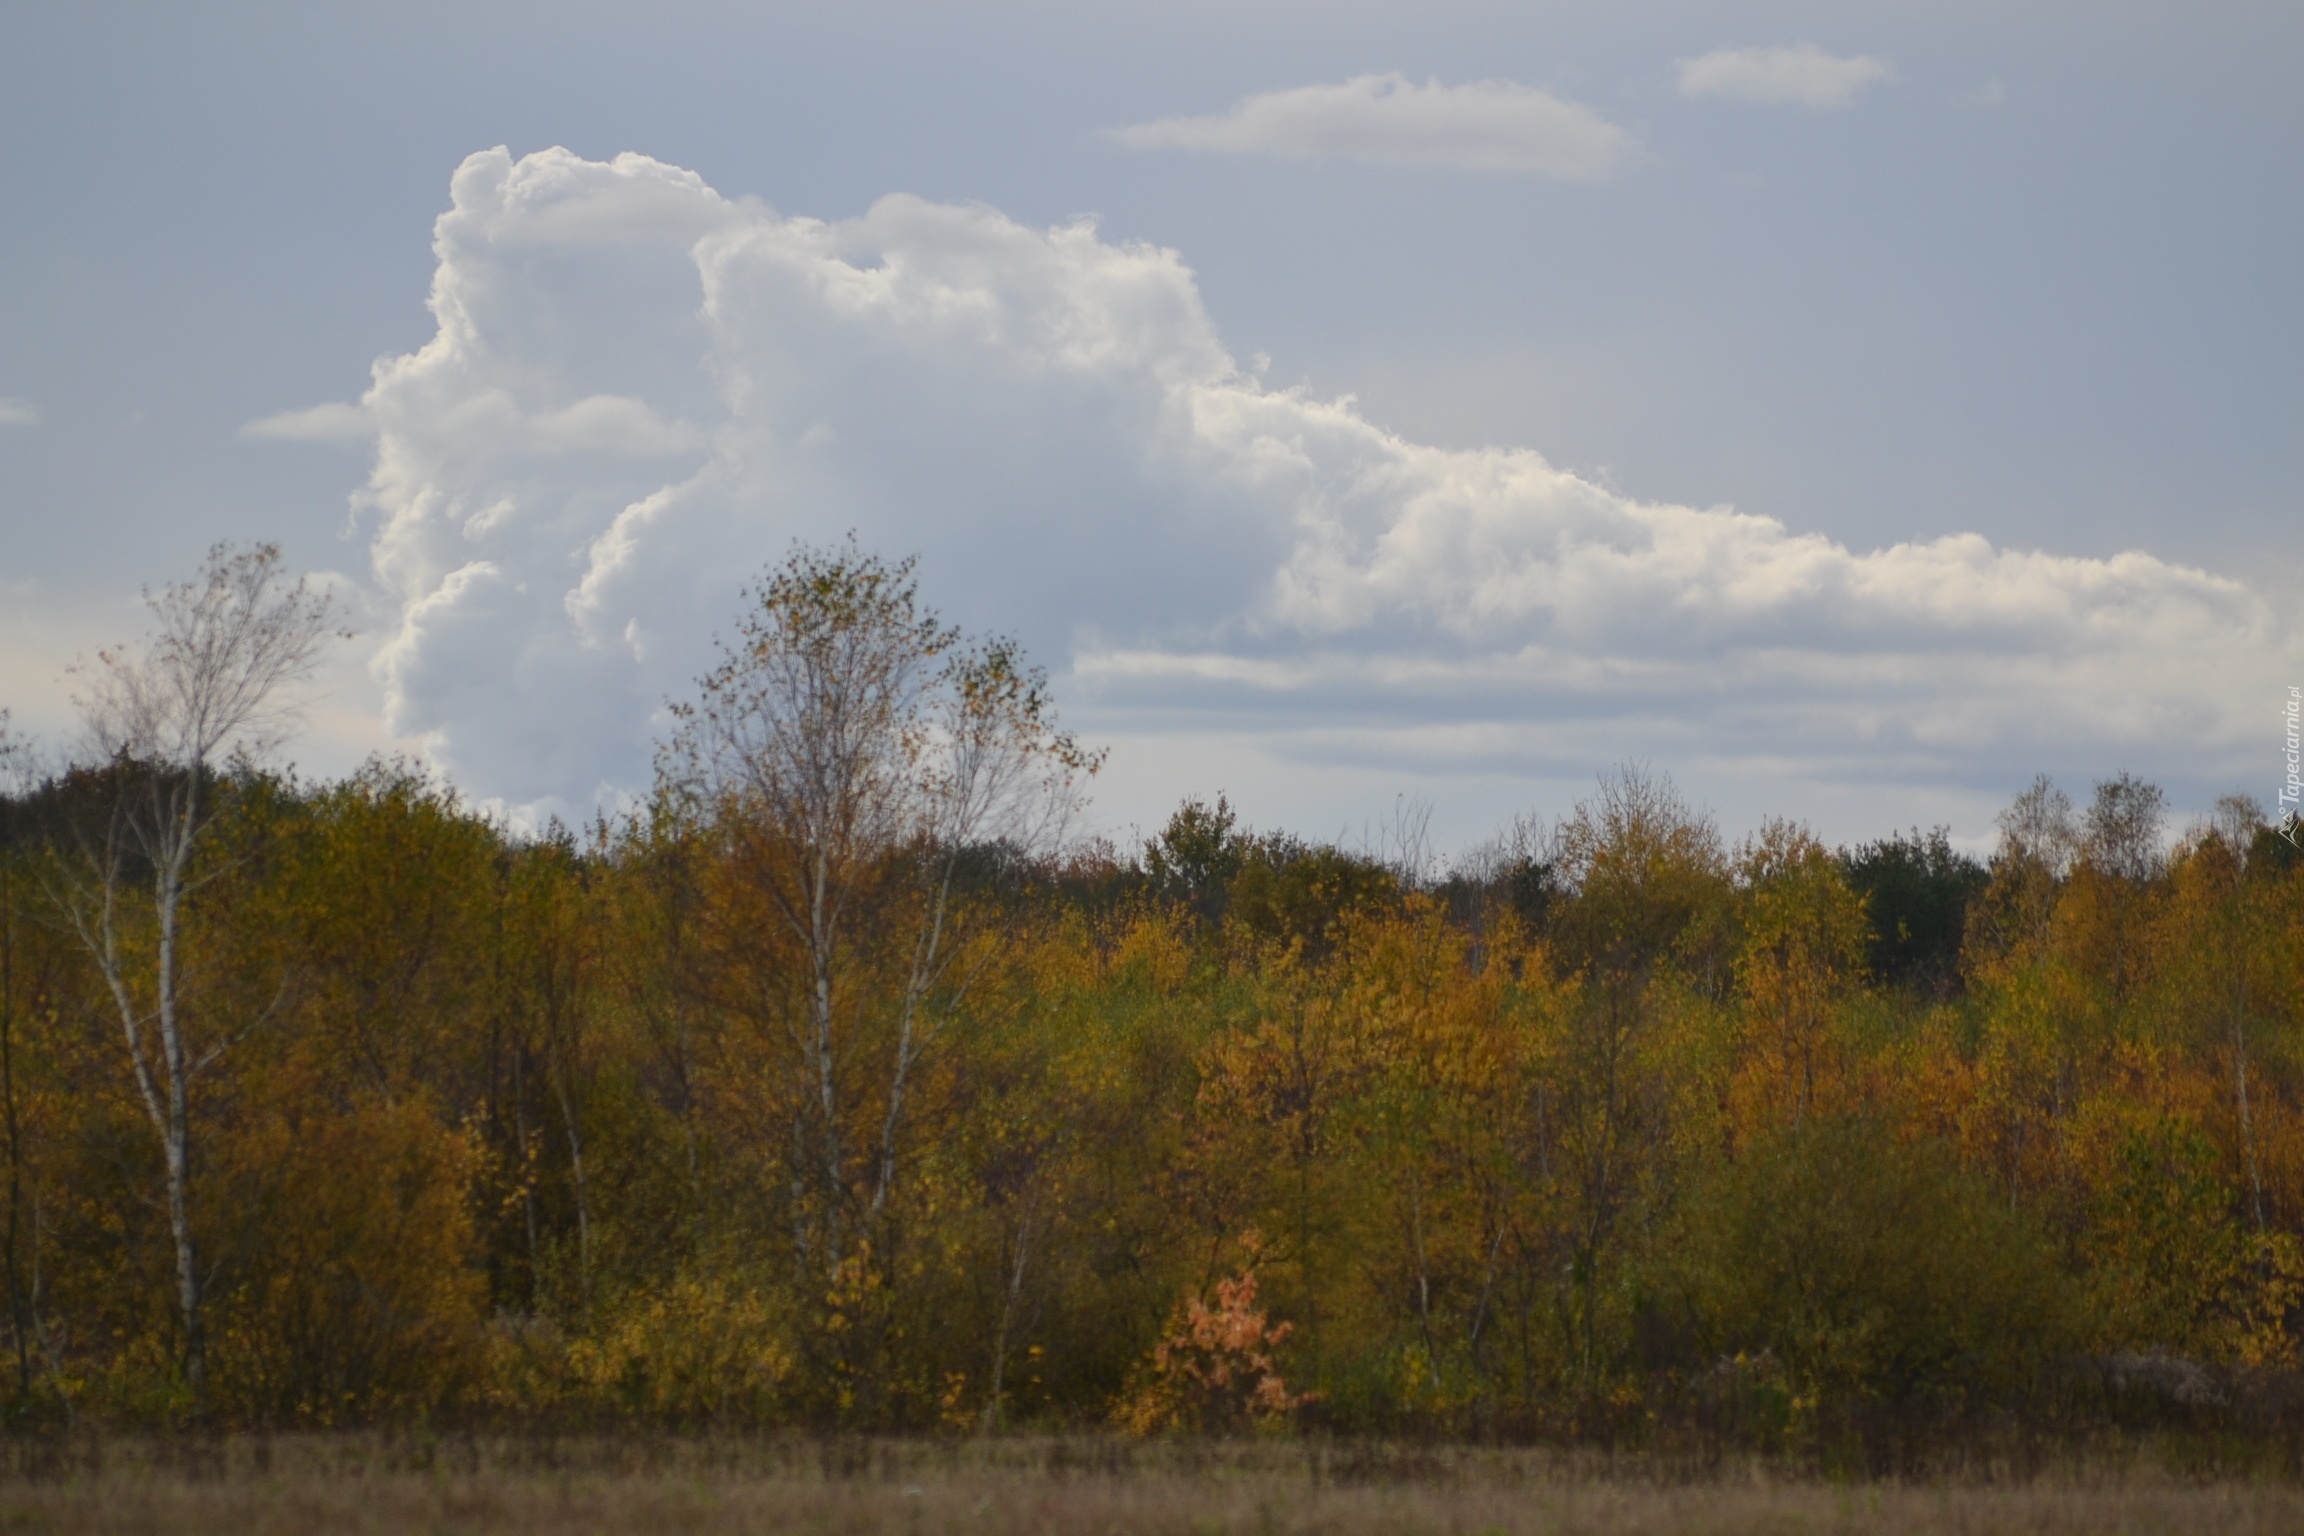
[52,544,339,1399]
[662,539,1096,1279]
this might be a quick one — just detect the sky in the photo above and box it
[1,1,2298,856]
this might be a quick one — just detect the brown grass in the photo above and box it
[0,1435,2298,1535]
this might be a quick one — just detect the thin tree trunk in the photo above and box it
[810,847,842,1274]
[870,861,954,1227]
[660,844,701,1197]
[790,1111,811,1278]
[2233,975,2266,1233]
[0,866,31,1401]
[1465,1204,1508,1381]
[2008,1120,2025,1213]
[73,784,205,1403]
[512,1045,539,1305]
[981,1182,1040,1434]
[154,840,202,1398]
[552,1058,591,1303]
[1408,1175,1439,1376]
[29,1192,62,1425]
[546,933,593,1304]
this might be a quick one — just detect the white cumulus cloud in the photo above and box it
[1678,45,1889,109]
[1113,74,1638,178]
[0,398,41,428]
[325,146,2273,833]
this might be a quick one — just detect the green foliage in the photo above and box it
[1675,1118,2067,1407]
[2250,823,2304,879]
[2073,1111,2304,1366]
[1841,827,1988,994]
[1144,795,1245,921]
[1226,836,1397,955]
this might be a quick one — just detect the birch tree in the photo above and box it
[53,544,338,1398]
[663,540,1096,1279]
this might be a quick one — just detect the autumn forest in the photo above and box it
[0,541,2300,1460]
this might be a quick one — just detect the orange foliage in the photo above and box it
[1117,1243,1314,1434]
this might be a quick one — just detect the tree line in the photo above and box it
[0,541,2299,1451]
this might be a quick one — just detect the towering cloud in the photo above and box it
[314,147,2271,828]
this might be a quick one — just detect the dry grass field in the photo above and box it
[0,1436,2299,1536]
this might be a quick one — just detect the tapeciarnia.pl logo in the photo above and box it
[2280,684,2301,848]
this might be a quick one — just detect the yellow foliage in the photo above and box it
[209,1101,487,1426]
[564,1270,794,1423]
[1109,909,1193,994]
[11,751,2304,1440]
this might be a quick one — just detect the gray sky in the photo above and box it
[2,1,2298,852]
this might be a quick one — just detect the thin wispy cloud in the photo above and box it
[240,402,374,442]
[0,398,41,428]
[1678,45,1889,109]
[1113,73,1638,179]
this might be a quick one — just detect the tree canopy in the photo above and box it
[0,544,2299,1460]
